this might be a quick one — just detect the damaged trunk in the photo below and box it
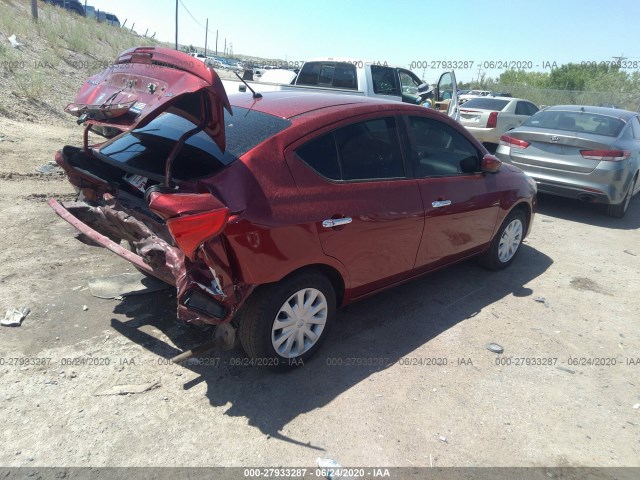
[49,48,251,326]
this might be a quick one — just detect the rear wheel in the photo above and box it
[238,271,335,371]
[478,209,527,271]
[606,175,636,218]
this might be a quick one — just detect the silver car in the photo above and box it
[496,105,640,218]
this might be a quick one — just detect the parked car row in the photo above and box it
[41,0,120,26]
[44,47,640,372]
[49,47,537,369]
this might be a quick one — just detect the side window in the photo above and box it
[515,102,529,115]
[632,117,640,139]
[527,102,539,116]
[406,116,480,177]
[398,70,421,95]
[336,117,404,181]
[371,65,399,96]
[296,62,358,90]
[295,117,405,181]
[296,133,341,180]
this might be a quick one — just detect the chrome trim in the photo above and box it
[322,217,352,228]
[431,200,452,208]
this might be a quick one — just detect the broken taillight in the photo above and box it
[148,192,229,259]
[166,209,229,260]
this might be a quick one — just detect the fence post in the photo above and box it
[31,0,38,22]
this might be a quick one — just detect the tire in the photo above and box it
[238,271,336,371]
[478,209,527,271]
[606,175,636,218]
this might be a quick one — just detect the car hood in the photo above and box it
[65,46,232,151]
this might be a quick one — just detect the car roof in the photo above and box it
[228,91,411,119]
[544,105,637,121]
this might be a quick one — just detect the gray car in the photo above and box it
[496,105,640,218]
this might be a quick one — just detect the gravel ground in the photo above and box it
[0,116,639,469]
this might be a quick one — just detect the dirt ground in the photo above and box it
[0,114,639,470]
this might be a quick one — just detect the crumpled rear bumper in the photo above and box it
[48,197,249,326]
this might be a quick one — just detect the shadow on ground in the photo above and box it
[109,244,552,448]
[536,192,640,230]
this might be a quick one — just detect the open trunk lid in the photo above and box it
[65,46,231,151]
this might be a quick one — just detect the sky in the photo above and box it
[85,0,640,83]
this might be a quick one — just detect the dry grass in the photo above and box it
[0,0,167,120]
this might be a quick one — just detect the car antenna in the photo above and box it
[234,71,262,99]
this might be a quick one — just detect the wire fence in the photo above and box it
[493,84,640,112]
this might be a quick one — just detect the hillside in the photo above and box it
[0,0,165,124]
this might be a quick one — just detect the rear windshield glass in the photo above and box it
[296,62,358,89]
[523,110,625,137]
[460,98,509,110]
[97,105,291,181]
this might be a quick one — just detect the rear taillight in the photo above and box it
[486,111,498,128]
[166,209,229,260]
[148,192,230,260]
[499,134,530,149]
[580,149,631,161]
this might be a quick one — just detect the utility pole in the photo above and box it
[215,30,218,56]
[31,0,38,22]
[224,38,226,57]
[175,0,178,50]
[204,18,208,57]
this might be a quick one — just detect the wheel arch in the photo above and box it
[277,263,346,308]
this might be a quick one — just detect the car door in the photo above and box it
[434,71,459,121]
[284,115,424,298]
[402,114,501,270]
[397,68,423,104]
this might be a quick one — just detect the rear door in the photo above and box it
[285,115,424,298]
[403,114,500,269]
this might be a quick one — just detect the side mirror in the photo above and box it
[482,154,501,174]
[239,84,247,93]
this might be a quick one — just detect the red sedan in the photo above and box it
[50,47,536,368]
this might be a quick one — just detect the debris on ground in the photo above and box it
[82,305,88,311]
[486,343,504,354]
[633,403,640,410]
[94,381,160,396]
[534,296,546,303]
[623,250,637,256]
[438,435,448,443]
[35,163,63,175]
[556,366,576,375]
[316,458,343,478]
[8,34,22,48]
[88,272,170,299]
[1,307,31,327]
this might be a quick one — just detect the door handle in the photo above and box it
[432,200,452,208]
[322,217,352,228]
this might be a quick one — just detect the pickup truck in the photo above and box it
[221,57,459,120]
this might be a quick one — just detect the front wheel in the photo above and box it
[478,210,527,271]
[238,271,336,370]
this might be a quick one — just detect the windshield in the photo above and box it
[97,103,291,181]
[523,110,625,137]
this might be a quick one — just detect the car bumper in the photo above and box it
[496,146,632,205]
[462,126,501,144]
[48,198,248,326]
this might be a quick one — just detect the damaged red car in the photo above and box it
[50,47,536,368]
